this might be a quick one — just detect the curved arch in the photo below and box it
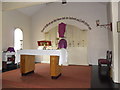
[41,16,92,32]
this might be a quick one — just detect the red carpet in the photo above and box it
[2,63,91,88]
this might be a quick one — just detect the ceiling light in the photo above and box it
[62,0,67,4]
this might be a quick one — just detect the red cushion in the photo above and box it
[98,59,110,64]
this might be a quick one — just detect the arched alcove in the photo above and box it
[43,24,88,65]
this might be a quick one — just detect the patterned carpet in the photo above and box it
[2,63,91,88]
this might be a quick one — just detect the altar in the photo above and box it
[15,49,67,79]
[16,49,67,64]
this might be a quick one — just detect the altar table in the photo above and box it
[15,49,67,79]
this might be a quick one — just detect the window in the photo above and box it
[14,28,23,51]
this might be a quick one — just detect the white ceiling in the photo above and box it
[2,2,58,17]
[17,4,46,16]
[10,2,108,17]
[2,0,60,11]
[2,2,45,11]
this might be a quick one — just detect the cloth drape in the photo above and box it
[58,22,66,38]
[58,39,67,49]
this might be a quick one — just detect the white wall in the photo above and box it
[119,2,120,20]
[107,3,113,51]
[2,10,32,51]
[31,2,109,65]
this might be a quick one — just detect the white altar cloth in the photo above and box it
[15,49,67,65]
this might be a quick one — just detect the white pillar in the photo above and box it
[0,2,2,70]
[119,33,120,83]
[111,1,119,83]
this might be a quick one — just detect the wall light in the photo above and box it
[96,20,112,31]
